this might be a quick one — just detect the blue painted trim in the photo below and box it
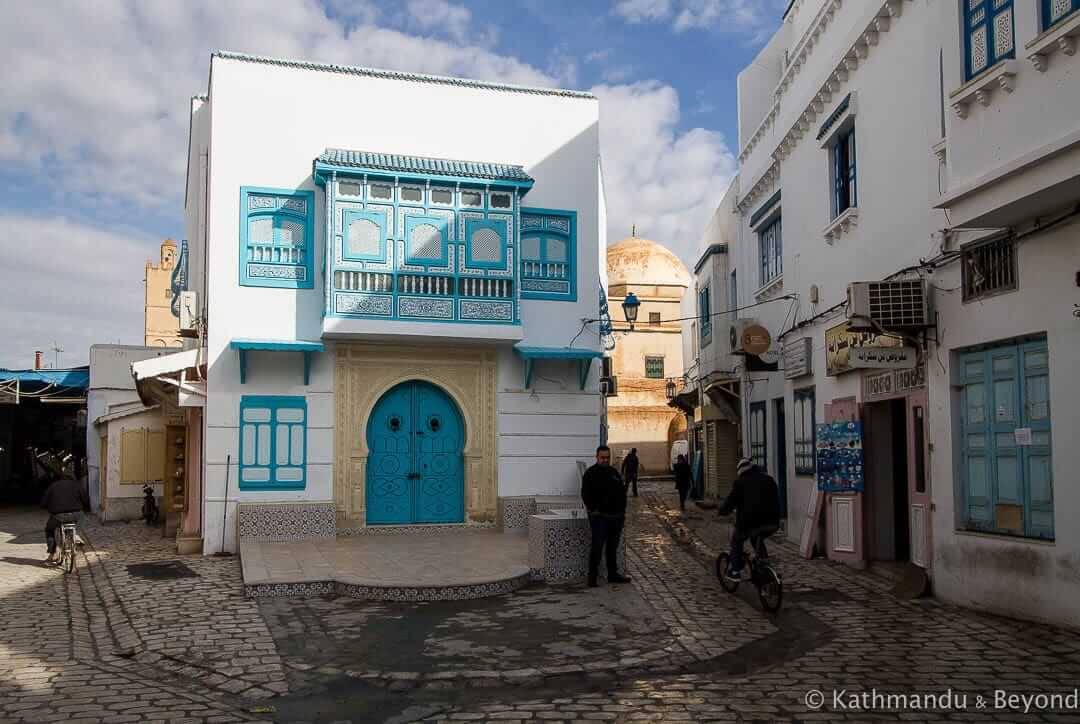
[815,95,851,141]
[464,218,508,269]
[520,207,577,302]
[314,163,534,191]
[170,239,188,317]
[1042,0,1079,29]
[238,395,307,491]
[515,346,602,359]
[239,186,316,290]
[341,209,388,262]
[693,243,729,274]
[229,339,325,352]
[404,214,451,267]
[230,339,323,385]
[964,0,1015,81]
[749,190,782,228]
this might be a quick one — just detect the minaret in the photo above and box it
[144,239,182,347]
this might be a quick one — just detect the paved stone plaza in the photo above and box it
[3,481,1080,723]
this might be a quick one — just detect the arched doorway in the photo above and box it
[366,380,465,524]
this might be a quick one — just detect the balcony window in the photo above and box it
[239,187,315,289]
[1042,0,1079,29]
[490,192,512,209]
[521,209,576,301]
[758,217,783,287]
[831,127,856,219]
[965,0,1015,80]
[698,285,712,342]
[400,186,423,204]
[461,190,483,207]
[338,181,362,197]
[369,184,393,201]
[431,187,453,205]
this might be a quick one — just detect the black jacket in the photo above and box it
[581,463,627,516]
[718,467,781,531]
[621,453,639,478]
[674,461,692,491]
[41,477,88,515]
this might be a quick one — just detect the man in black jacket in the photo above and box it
[581,445,632,587]
[621,448,641,498]
[718,458,781,579]
[41,475,88,565]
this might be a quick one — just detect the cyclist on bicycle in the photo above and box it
[41,474,88,565]
[718,458,781,580]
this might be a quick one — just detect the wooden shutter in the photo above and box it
[148,430,166,482]
[120,429,147,482]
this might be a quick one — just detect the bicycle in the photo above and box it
[715,530,783,613]
[58,520,78,574]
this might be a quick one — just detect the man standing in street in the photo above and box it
[621,447,641,498]
[581,445,632,588]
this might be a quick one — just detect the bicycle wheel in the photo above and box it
[756,564,782,612]
[715,553,739,593]
[63,529,75,574]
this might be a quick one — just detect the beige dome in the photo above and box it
[606,237,691,288]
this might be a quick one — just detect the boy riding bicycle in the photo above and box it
[718,458,781,580]
[41,474,89,565]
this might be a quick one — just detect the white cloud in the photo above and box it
[592,82,736,263]
[614,0,785,37]
[0,214,156,368]
[406,0,477,44]
[613,0,673,24]
[0,2,738,362]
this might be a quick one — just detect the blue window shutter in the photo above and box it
[1042,0,1080,29]
[846,130,857,209]
[1021,340,1054,539]
[960,350,993,528]
[239,396,307,490]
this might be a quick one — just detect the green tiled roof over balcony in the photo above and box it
[314,149,534,185]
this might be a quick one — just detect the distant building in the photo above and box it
[144,239,183,348]
[606,236,689,475]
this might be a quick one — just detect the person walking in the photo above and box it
[581,445,632,587]
[621,447,641,498]
[673,454,692,511]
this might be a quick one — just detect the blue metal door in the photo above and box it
[366,381,464,525]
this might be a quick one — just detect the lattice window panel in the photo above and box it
[522,236,541,260]
[410,224,443,259]
[249,195,275,210]
[471,228,502,262]
[249,218,273,244]
[995,8,1013,55]
[279,219,304,246]
[347,219,381,258]
[866,280,929,328]
[547,238,567,262]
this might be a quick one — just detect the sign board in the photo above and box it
[1014,428,1033,446]
[825,321,904,376]
[816,420,865,492]
[862,365,927,401]
[0,380,18,405]
[849,346,917,369]
[783,338,813,379]
[732,323,772,356]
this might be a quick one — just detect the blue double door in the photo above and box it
[366,381,465,525]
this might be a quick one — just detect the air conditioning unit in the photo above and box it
[179,291,199,332]
[846,280,929,332]
[729,318,772,355]
[600,376,618,397]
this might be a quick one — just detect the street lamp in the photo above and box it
[621,292,641,330]
[665,379,677,401]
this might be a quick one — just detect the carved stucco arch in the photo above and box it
[333,342,498,528]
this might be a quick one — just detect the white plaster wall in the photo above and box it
[732,0,942,545]
[197,57,600,551]
[928,220,1080,629]
[496,347,601,497]
[937,1,1080,191]
[86,345,174,513]
[102,408,166,509]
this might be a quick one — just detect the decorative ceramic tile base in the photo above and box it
[528,512,626,582]
[245,573,530,601]
[498,496,537,531]
[237,502,337,542]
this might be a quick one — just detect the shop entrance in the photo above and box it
[865,399,910,561]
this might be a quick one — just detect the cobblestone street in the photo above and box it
[4,481,1080,723]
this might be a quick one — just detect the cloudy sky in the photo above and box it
[0,0,785,369]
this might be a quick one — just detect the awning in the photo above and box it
[94,401,159,426]
[132,348,206,407]
[229,338,324,385]
[704,383,740,422]
[513,345,603,390]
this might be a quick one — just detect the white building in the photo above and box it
[136,52,607,554]
[693,0,1079,627]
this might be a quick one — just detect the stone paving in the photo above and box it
[3,481,1080,723]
